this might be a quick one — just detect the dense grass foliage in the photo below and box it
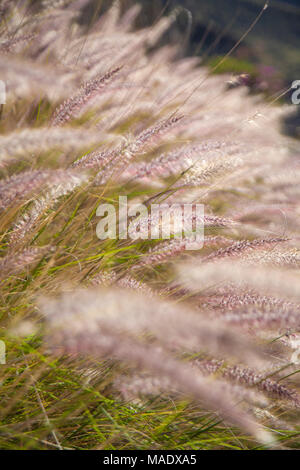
[0,0,299,450]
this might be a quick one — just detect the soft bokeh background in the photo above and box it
[82,0,299,88]
[78,0,300,135]
[137,0,300,86]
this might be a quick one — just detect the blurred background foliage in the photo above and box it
[71,0,300,136]
[77,0,300,89]
[136,0,300,86]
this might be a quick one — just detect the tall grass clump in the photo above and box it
[0,0,299,450]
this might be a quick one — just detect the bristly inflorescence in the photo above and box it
[51,66,123,126]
